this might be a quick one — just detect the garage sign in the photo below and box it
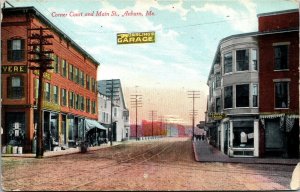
[117,32,155,44]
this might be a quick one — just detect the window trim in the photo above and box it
[236,49,249,72]
[274,81,289,109]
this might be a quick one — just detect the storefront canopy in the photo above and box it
[85,119,107,133]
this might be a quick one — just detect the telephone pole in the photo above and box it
[187,91,200,141]
[130,94,142,141]
[149,110,157,137]
[28,27,54,158]
[105,79,120,146]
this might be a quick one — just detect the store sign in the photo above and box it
[1,65,27,74]
[33,70,52,80]
[43,101,61,111]
[208,113,226,120]
[117,32,155,44]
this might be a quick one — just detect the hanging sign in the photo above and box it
[117,32,155,44]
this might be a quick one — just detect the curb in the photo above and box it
[192,141,200,161]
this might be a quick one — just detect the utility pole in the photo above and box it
[105,79,120,146]
[28,27,54,158]
[187,91,200,141]
[149,110,157,137]
[130,94,142,141]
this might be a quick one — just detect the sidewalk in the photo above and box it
[193,140,299,165]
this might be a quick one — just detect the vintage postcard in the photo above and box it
[1,0,299,191]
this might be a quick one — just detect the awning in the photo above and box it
[85,119,107,133]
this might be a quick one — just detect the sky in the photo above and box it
[4,0,298,125]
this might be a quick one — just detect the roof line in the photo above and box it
[257,9,298,17]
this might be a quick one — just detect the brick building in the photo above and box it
[258,9,299,158]
[1,6,100,153]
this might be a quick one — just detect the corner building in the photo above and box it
[1,7,99,153]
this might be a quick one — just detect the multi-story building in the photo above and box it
[1,6,100,153]
[98,79,130,142]
[205,9,299,158]
[258,9,299,158]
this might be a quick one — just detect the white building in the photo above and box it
[98,79,130,142]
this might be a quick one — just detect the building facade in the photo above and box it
[258,10,299,158]
[98,79,130,142]
[205,9,299,158]
[1,7,100,153]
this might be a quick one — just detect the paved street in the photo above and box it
[1,137,296,191]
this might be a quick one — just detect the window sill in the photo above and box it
[274,108,289,110]
[274,69,289,72]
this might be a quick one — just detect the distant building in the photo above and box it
[205,9,299,158]
[1,6,100,153]
[98,79,130,142]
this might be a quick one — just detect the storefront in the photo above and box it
[85,119,108,146]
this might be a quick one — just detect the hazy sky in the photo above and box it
[6,0,298,125]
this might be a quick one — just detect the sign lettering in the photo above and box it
[1,65,27,74]
[117,32,155,44]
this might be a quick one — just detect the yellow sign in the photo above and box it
[117,32,155,44]
[1,65,27,73]
[33,70,52,80]
[43,101,61,112]
[208,113,226,120]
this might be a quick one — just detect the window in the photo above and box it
[253,84,258,107]
[114,107,117,117]
[61,88,67,106]
[69,92,74,108]
[7,39,25,61]
[86,75,90,90]
[69,64,73,81]
[53,85,59,104]
[224,86,232,109]
[68,116,74,141]
[251,49,257,71]
[236,49,249,71]
[102,112,105,122]
[75,94,79,109]
[34,78,39,99]
[7,76,24,99]
[91,78,96,92]
[275,82,288,108]
[53,55,60,73]
[74,68,79,83]
[92,101,96,114]
[233,121,254,148]
[44,83,51,102]
[86,98,90,113]
[274,45,288,70]
[79,70,84,86]
[215,72,221,88]
[62,59,67,77]
[81,96,85,110]
[216,97,221,113]
[236,84,249,107]
[224,52,232,74]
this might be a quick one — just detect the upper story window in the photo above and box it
[224,86,233,109]
[7,76,24,99]
[53,85,59,104]
[113,107,117,117]
[236,84,249,107]
[236,49,249,71]
[79,70,84,86]
[86,98,90,113]
[251,49,257,71]
[223,52,232,74]
[216,97,221,113]
[69,91,74,108]
[215,72,221,88]
[61,88,67,106]
[7,39,25,62]
[74,67,79,84]
[252,84,258,107]
[61,59,68,77]
[53,55,60,74]
[44,82,51,102]
[274,45,288,70]
[275,81,289,108]
[86,74,90,90]
[92,101,96,114]
[69,64,73,81]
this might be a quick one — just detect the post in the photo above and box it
[110,79,113,146]
[36,66,45,158]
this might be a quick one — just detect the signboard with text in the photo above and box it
[117,32,155,44]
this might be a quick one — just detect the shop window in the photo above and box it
[236,84,249,107]
[69,64,73,81]
[53,85,59,104]
[224,86,232,109]
[7,39,25,61]
[61,88,67,106]
[7,76,24,99]
[236,49,249,71]
[215,72,221,88]
[223,52,232,74]
[6,112,26,146]
[251,49,257,71]
[275,82,289,108]
[252,84,258,107]
[68,116,74,141]
[233,121,254,148]
[216,97,221,113]
[44,82,51,102]
[69,92,74,108]
[274,45,288,70]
